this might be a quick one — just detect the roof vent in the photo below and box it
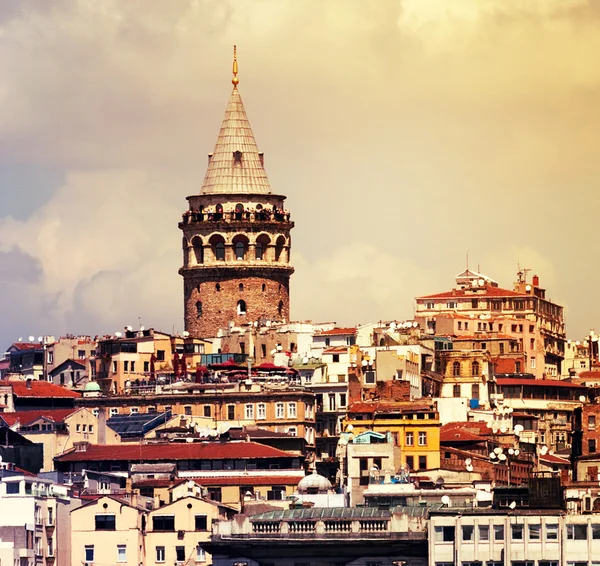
[233,150,243,164]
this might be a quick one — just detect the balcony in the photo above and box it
[181,210,291,225]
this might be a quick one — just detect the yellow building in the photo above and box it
[70,495,146,566]
[344,400,440,471]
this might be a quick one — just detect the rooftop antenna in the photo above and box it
[466,250,469,270]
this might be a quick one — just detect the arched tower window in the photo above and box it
[216,283,221,292]
[233,235,249,260]
[275,236,285,262]
[237,300,247,316]
[196,301,203,318]
[191,236,203,264]
[261,283,266,292]
[278,300,284,317]
[182,237,189,266]
[235,203,244,220]
[452,361,461,376]
[209,235,226,261]
[255,234,270,260]
[239,283,244,292]
[215,204,223,220]
[471,361,480,376]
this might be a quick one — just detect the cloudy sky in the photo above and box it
[0,0,599,348]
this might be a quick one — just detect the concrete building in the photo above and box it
[416,268,566,379]
[179,49,294,339]
[0,470,80,566]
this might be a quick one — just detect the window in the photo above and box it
[288,402,297,418]
[511,524,523,540]
[406,456,414,470]
[156,546,165,563]
[426,302,434,309]
[130,361,135,372]
[447,301,457,309]
[515,361,522,373]
[176,546,185,562]
[471,361,480,376]
[257,403,266,420]
[528,524,540,540]
[589,415,596,430]
[196,301,203,318]
[592,524,600,539]
[196,545,206,562]
[152,515,175,531]
[245,404,254,420]
[567,524,587,540]
[85,545,94,563]
[95,514,116,530]
[276,403,285,419]
[203,405,211,417]
[332,354,340,363]
[589,439,597,453]
[405,431,414,446]
[124,360,129,372]
[453,384,461,397]
[235,241,246,260]
[339,393,347,408]
[539,562,558,566]
[418,455,427,470]
[227,405,235,420]
[418,431,427,446]
[110,408,118,416]
[511,562,534,566]
[144,361,149,373]
[237,300,247,315]
[195,515,208,531]
[479,525,489,541]
[472,384,480,399]
[499,343,505,354]
[184,405,192,416]
[156,350,165,361]
[76,424,81,432]
[452,361,461,376]
[112,360,117,373]
[434,526,455,542]
[494,524,504,540]
[117,545,127,563]
[207,487,222,502]
[462,525,474,541]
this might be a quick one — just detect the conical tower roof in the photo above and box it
[200,49,271,195]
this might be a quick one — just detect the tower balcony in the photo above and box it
[180,210,292,227]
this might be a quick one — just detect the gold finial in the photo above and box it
[232,45,239,86]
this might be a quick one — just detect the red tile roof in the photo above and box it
[540,454,570,466]
[441,421,494,436]
[9,343,42,351]
[418,287,526,300]
[183,475,303,486]
[496,378,587,389]
[55,441,296,462]
[0,408,78,427]
[348,401,434,414]
[323,347,348,354]
[440,428,488,443]
[0,381,81,398]
[319,328,356,336]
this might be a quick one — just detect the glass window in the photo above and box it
[85,545,94,562]
[405,431,414,446]
[245,404,254,420]
[257,403,266,419]
[592,524,600,539]
[539,562,558,566]
[418,431,427,446]
[276,403,285,419]
[195,515,208,531]
[95,515,116,530]
[196,545,206,562]
[288,402,297,418]
[434,526,455,542]
[462,525,474,541]
[567,524,587,540]
[176,547,185,562]
[156,546,165,563]
[511,524,524,540]
[152,515,175,531]
[546,523,558,540]
[479,525,489,541]
[117,545,126,563]
[528,524,540,540]
[494,524,505,540]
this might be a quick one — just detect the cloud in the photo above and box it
[1,0,600,345]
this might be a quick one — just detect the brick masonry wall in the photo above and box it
[184,272,291,339]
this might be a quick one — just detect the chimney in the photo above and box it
[533,275,539,287]
[26,379,32,390]
[98,407,107,445]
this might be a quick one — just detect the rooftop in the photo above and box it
[418,286,527,300]
[0,380,81,398]
[0,408,78,427]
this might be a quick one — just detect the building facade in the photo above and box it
[179,50,294,338]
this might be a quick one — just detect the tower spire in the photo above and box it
[232,45,239,86]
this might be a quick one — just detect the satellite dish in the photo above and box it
[514,449,520,456]
[498,453,507,461]
[413,322,419,328]
[182,331,189,338]
[276,345,283,351]
[490,452,496,459]
[514,424,524,434]
[466,464,474,472]
[265,321,272,327]
[389,322,396,330]
[579,395,587,402]
[478,279,485,286]
[37,336,42,342]
[361,360,368,367]
[338,438,348,446]
[465,458,472,466]
[208,429,219,437]
[486,421,493,429]
[187,421,195,429]
[126,325,133,331]
[186,437,194,443]
[525,284,532,291]
[540,445,548,455]
[509,501,517,510]
[28,336,35,342]
[270,349,277,356]
[216,422,231,435]
[346,424,354,432]
[187,480,195,489]
[302,357,309,364]
[115,331,122,338]
[500,426,507,433]
[140,325,145,331]
[508,448,514,455]
[18,337,22,342]
[494,447,503,455]
[441,495,450,506]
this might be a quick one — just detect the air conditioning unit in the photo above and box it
[177,530,185,540]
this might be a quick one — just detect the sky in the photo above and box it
[0,0,599,348]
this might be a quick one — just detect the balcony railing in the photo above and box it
[182,210,291,225]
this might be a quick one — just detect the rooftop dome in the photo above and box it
[83,381,101,392]
[297,471,332,494]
